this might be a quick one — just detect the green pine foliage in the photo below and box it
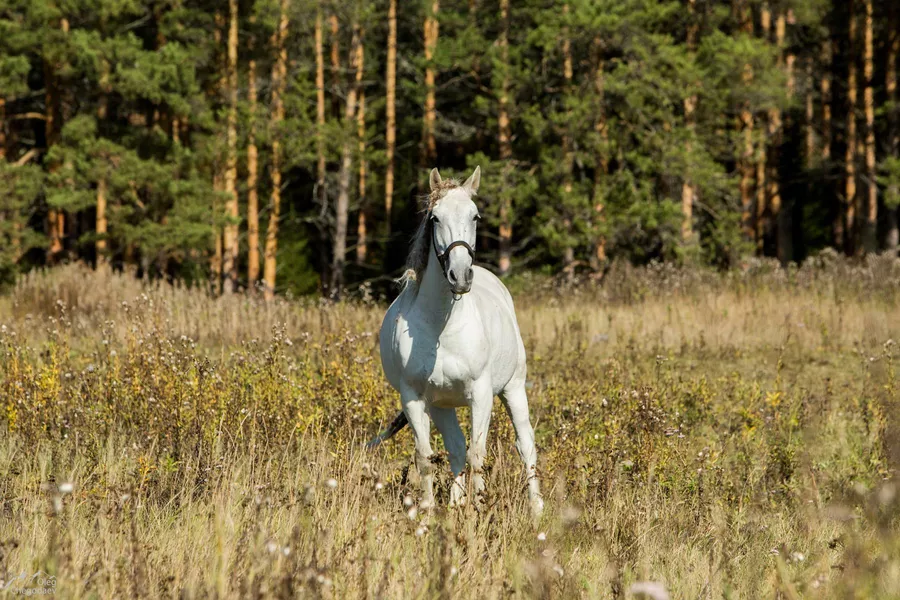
[0,0,893,294]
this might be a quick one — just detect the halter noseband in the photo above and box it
[431,216,474,278]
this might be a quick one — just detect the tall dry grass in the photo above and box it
[1,259,899,598]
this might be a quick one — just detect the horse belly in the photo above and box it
[431,390,469,409]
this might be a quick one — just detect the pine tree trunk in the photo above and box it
[737,0,755,242]
[315,6,327,213]
[95,177,108,266]
[765,9,787,261]
[845,0,858,254]
[45,17,68,263]
[821,39,832,163]
[862,0,876,253]
[211,11,225,293]
[804,56,815,257]
[356,30,368,265]
[223,0,240,293]
[384,0,397,232]
[821,38,842,247]
[421,0,439,173]
[887,3,899,253]
[331,22,360,298]
[775,12,794,263]
[96,62,110,268]
[561,3,575,268]
[330,15,340,118]
[755,3,771,252]
[592,38,608,267]
[247,21,260,286]
[263,0,289,301]
[497,0,512,276]
[212,171,223,294]
[682,0,698,246]
[805,59,815,168]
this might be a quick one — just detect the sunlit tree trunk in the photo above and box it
[497,0,512,276]
[887,3,899,253]
[223,0,239,293]
[331,22,360,298]
[681,0,698,246]
[805,58,815,168]
[561,3,575,268]
[845,0,858,254]
[247,19,260,286]
[45,17,69,263]
[421,0,439,173]
[315,6,327,213]
[330,15,340,117]
[773,11,794,263]
[821,39,832,164]
[356,29,368,265]
[737,0,755,242]
[804,56,816,256]
[384,0,396,232]
[96,61,111,268]
[862,0,876,253]
[212,172,223,293]
[820,38,841,247]
[592,37,608,267]
[211,12,225,293]
[263,0,289,301]
[755,4,771,252]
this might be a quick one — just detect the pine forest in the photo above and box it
[1,0,899,297]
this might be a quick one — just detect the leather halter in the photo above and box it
[431,215,474,279]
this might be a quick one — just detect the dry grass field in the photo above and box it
[2,255,900,599]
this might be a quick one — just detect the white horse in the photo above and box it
[370,166,543,516]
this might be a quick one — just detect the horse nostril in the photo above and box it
[465,268,474,284]
[448,270,457,283]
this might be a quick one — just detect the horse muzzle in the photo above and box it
[448,266,474,295]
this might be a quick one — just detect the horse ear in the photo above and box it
[429,168,442,192]
[463,165,481,195]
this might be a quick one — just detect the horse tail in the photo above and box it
[366,411,408,449]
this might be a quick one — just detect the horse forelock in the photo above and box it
[401,178,462,290]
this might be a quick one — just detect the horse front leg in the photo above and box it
[401,385,435,509]
[467,377,493,508]
[431,406,467,507]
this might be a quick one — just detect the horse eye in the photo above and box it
[431,215,440,224]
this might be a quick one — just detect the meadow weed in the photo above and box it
[1,259,899,598]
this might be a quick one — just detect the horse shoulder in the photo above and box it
[471,268,527,389]
[472,266,516,312]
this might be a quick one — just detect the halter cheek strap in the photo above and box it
[432,220,474,278]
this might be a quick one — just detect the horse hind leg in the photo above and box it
[500,383,544,517]
[402,390,436,509]
[431,406,467,507]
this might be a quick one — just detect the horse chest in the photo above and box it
[396,322,489,395]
